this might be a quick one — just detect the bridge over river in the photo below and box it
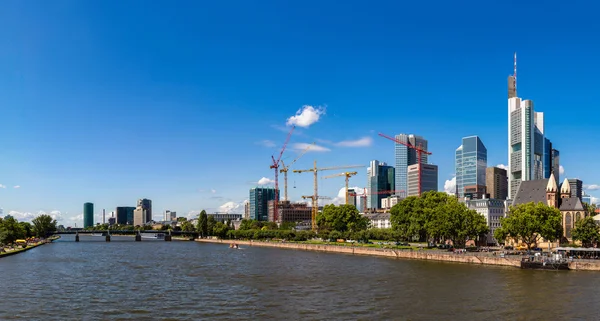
[53,230,198,242]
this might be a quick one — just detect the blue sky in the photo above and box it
[1,0,599,226]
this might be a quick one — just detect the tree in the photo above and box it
[0,216,26,244]
[32,214,58,237]
[572,216,600,247]
[181,220,195,232]
[495,202,562,250]
[197,210,208,237]
[19,222,33,238]
[316,204,368,232]
[212,222,230,238]
[207,215,216,236]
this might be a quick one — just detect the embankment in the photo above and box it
[0,242,46,259]
[196,239,522,268]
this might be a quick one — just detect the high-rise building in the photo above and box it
[582,194,592,205]
[249,187,278,221]
[568,179,583,200]
[455,136,487,198]
[552,149,560,186]
[115,206,135,225]
[507,55,546,199]
[244,202,250,219]
[394,134,428,198]
[83,202,94,228]
[164,210,176,221]
[407,164,438,197]
[348,188,357,208]
[367,160,395,210]
[486,167,508,200]
[133,198,152,226]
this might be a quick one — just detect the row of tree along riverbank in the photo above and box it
[197,238,600,271]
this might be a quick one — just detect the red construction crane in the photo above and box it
[378,133,432,197]
[270,126,295,222]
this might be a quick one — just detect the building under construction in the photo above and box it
[267,200,317,223]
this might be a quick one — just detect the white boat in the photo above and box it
[91,233,105,237]
[140,233,165,240]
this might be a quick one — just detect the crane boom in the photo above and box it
[280,142,314,201]
[269,126,295,222]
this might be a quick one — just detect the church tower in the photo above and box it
[546,172,558,208]
[560,178,571,199]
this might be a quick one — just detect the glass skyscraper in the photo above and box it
[83,202,94,228]
[455,136,487,198]
[367,160,395,210]
[249,187,278,221]
[394,134,427,198]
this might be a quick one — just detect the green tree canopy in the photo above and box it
[494,202,562,250]
[197,210,208,237]
[0,216,26,244]
[572,216,600,248]
[316,204,368,232]
[32,214,58,237]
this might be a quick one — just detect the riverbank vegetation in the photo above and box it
[0,214,57,245]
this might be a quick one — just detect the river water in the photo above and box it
[1,235,599,320]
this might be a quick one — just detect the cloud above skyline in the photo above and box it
[292,143,330,152]
[286,105,325,128]
[444,176,456,195]
[496,164,508,170]
[257,177,275,185]
[0,184,6,189]
[584,184,600,191]
[13,185,20,189]
[335,136,373,147]
[257,139,276,148]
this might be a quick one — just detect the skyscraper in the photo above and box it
[394,134,428,198]
[115,206,135,225]
[249,187,278,221]
[552,148,560,185]
[486,167,508,200]
[348,188,357,208]
[407,164,438,197]
[367,160,395,210]
[568,179,583,200]
[507,54,546,199]
[455,136,487,198]
[133,198,152,226]
[83,202,94,228]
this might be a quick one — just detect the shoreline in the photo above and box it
[0,242,47,259]
[196,239,600,271]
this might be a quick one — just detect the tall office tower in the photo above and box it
[407,164,438,197]
[367,160,395,210]
[348,188,357,208]
[582,194,592,205]
[115,206,135,225]
[568,179,583,200]
[164,210,176,221]
[244,202,250,219]
[486,167,508,200]
[249,187,278,221]
[133,199,152,226]
[102,209,106,224]
[507,54,545,199]
[544,138,553,178]
[83,202,94,228]
[455,136,487,198]
[395,134,428,198]
[552,149,560,185]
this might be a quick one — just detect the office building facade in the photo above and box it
[486,167,508,200]
[582,194,592,205]
[407,164,438,197]
[164,210,176,221]
[249,187,278,221]
[552,149,560,185]
[115,206,135,225]
[348,188,357,208]
[367,160,395,210]
[83,202,94,228]
[455,136,487,198]
[508,87,546,199]
[394,134,428,198]
[568,179,583,200]
[133,198,152,226]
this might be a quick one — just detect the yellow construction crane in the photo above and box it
[280,142,315,201]
[294,161,364,230]
[322,171,358,205]
[301,195,331,231]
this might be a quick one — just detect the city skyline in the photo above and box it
[1,1,600,227]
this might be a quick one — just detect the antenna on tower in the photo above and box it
[514,52,517,95]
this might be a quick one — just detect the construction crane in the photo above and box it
[301,195,331,231]
[322,171,358,205]
[280,142,315,201]
[293,161,364,230]
[378,133,432,197]
[269,126,295,222]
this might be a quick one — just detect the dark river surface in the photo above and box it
[1,235,600,320]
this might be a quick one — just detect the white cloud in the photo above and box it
[286,105,325,128]
[292,143,330,152]
[13,185,20,189]
[8,210,63,223]
[592,197,599,205]
[211,189,217,194]
[257,140,276,147]
[0,184,6,188]
[444,176,456,195]
[218,200,247,214]
[496,164,508,170]
[584,184,600,191]
[257,177,275,185]
[559,165,565,175]
[335,136,373,147]
[330,186,366,205]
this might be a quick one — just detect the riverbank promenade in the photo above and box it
[196,238,600,271]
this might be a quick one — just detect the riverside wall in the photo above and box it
[196,239,522,268]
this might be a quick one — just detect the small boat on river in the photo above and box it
[520,253,569,271]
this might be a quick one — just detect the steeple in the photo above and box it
[546,172,558,192]
[560,178,571,198]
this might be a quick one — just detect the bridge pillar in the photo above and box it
[135,232,142,241]
[75,233,79,242]
[105,234,111,242]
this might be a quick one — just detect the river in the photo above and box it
[1,235,598,320]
